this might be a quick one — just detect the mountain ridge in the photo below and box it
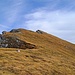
[0,28,75,75]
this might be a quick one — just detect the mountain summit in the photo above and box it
[0,28,75,75]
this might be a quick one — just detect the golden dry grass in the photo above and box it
[0,29,75,75]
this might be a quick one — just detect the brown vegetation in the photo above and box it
[0,28,75,75]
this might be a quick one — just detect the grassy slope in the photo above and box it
[0,29,75,75]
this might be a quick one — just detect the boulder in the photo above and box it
[36,30,43,34]
[10,29,20,33]
[2,31,7,34]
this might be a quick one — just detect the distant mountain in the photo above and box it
[0,28,75,75]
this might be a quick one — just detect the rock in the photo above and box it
[0,34,4,41]
[0,35,36,49]
[5,44,8,47]
[10,29,20,33]
[0,29,36,49]
[17,50,20,52]
[0,34,2,40]
[36,30,43,34]
[2,31,7,34]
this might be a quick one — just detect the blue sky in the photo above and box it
[0,0,75,43]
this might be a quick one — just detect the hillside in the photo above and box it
[0,28,75,75]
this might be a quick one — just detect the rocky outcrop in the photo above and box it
[10,29,21,33]
[36,30,44,34]
[2,31,7,34]
[0,34,36,49]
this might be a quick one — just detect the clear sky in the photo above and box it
[0,0,75,43]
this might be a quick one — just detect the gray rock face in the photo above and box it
[10,29,20,33]
[0,34,2,40]
[0,34,5,41]
[2,31,7,34]
[36,30,43,34]
[0,34,36,49]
